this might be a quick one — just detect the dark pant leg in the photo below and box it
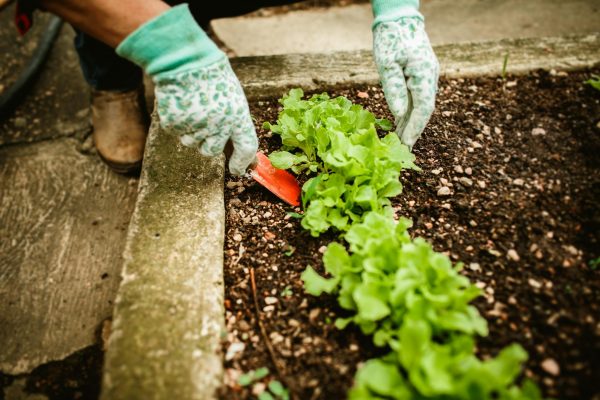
[185,0,306,28]
[73,29,143,91]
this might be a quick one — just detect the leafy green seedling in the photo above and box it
[589,257,600,270]
[584,75,600,91]
[268,380,290,400]
[237,367,270,387]
[280,285,293,297]
[257,391,275,400]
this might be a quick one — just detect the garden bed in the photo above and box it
[220,69,599,399]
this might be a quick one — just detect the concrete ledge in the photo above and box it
[101,113,225,400]
[232,34,600,99]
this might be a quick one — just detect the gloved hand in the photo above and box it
[116,5,258,176]
[371,0,439,150]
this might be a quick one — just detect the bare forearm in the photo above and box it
[40,0,170,47]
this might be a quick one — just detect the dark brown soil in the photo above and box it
[220,70,600,400]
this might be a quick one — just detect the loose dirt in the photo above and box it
[221,70,600,400]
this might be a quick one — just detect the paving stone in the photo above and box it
[0,138,138,374]
[212,0,600,57]
[0,20,90,146]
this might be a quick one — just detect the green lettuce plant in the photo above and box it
[264,89,541,399]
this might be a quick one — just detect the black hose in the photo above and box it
[0,16,63,119]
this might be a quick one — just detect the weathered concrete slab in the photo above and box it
[232,34,600,99]
[212,0,600,57]
[101,113,225,400]
[0,138,138,374]
[0,22,90,146]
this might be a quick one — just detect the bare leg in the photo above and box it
[39,0,170,47]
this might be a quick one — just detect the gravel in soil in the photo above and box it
[220,70,600,400]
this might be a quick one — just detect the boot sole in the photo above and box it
[98,152,143,176]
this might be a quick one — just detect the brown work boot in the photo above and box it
[91,86,149,175]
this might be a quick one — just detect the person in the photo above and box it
[35,0,439,175]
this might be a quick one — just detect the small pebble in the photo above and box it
[233,233,242,242]
[528,278,542,289]
[507,249,520,262]
[459,177,473,187]
[454,165,464,173]
[541,358,560,376]
[264,296,278,305]
[464,167,472,175]
[532,127,546,136]
[437,186,451,196]
[513,178,525,186]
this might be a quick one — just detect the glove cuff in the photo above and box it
[371,0,423,27]
[116,4,225,77]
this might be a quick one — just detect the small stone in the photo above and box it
[506,81,517,88]
[513,178,525,186]
[459,177,473,187]
[454,165,464,174]
[263,305,275,312]
[532,127,546,136]
[318,246,327,254]
[357,91,369,99]
[233,233,242,242]
[431,168,442,175]
[507,249,520,262]
[508,296,517,305]
[488,249,501,257]
[264,231,276,240]
[541,358,560,376]
[264,296,278,305]
[494,127,502,134]
[226,181,239,189]
[564,245,578,256]
[464,167,472,175]
[13,117,26,128]
[264,211,272,218]
[440,178,449,185]
[252,382,267,396]
[442,111,452,117]
[225,342,245,361]
[471,141,482,149]
[437,186,451,196]
[309,308,321,322]
[528,278,542,289]
[469,220,477,227]
[468,263,481,272]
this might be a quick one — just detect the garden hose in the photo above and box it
[0,15,62,119]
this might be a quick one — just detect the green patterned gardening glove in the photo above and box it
[371,0,439,149]
[116,5,258,176]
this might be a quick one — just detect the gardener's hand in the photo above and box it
[116,4,258,176]
[371,1,439,149]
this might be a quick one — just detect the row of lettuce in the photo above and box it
[264,89,541,399]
